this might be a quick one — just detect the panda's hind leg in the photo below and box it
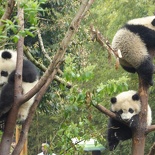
[121,65,136,73]
[136,57,154,86]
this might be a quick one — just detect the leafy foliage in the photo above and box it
[1,0,155,154]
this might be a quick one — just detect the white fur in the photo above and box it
[111,90,152,126]
[0,49,17,86]
[18,80,38,121]
[112,28,148,68]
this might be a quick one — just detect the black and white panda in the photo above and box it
[107,90,152,151]
[112,16,155,86]
[0,49,39,124]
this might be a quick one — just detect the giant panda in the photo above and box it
[112,16,155,86]
[107,90,152,151]
[0,49,39,125]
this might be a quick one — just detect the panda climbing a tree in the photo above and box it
[0,49,39,127]
[107,16,155,151]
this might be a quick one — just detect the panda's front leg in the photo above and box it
[129,114,139,129]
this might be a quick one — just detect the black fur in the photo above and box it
[1,51,12,59]
[108,116,132,151]
[124,24,155,49]
[8,59,39,83]
[152,19,155,26]
[119,20,155,86]
[0,83,14,115]
[120,65,136,73]
[136,56,154,86]
[108,113,138,151]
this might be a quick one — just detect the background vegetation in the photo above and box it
[1,0,155,154]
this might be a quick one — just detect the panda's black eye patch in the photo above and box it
[1,71,8,77]
[118,109,123,115]
[129,108,134,113]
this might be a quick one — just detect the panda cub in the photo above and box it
[107,90,152,151]
[0,49,39,123]
[112,16,155,86]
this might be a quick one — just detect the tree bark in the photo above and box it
[132,76,149,155]
[0,1,24,154]
[8,0,95,154]
[0,0,15,27]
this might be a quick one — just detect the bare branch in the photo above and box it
[11,0,95,154]
[148,142,155,155]
[93,103,116,118]
[37,30,64,76]
[37,29,51,61]
[19,0,94,105]
[24,48,72,88]
[90,26,120,69]
[146,125,155,134]
[85,91,116,118]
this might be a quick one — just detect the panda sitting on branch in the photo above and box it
[112,16,155,86]
[107,16,155,150]
[0,49,39,129]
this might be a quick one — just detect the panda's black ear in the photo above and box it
[1,51,12,59]
[151,18,155,26]
[132,93,139,101]
[111,97,117,104]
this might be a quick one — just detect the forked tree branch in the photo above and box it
[11,0,95,154]
[90,25,121,69]
[146,125,155,134]
[0,1,24,154]
[18,0,95,105]
[148,142,155,155]
[37,29,52,61]
[24,48,72,88]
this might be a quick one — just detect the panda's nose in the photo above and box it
[123,119,130,122]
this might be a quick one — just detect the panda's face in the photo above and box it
[0,70,9,86]
[0,50,17,87]
[111,90,141,122]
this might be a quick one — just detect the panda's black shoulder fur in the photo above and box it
[8,59,39,83]
[123,24,155,49]
[22,59,39,82]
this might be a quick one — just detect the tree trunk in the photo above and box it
[132,76,149,155]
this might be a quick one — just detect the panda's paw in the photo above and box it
[17,109,28,123]
[129,115,138,129]
[129,119,136,128]
[17,113,26,123]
